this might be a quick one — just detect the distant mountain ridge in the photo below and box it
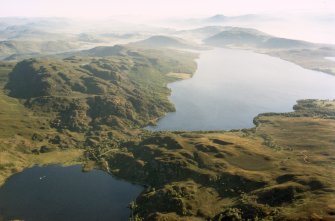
[0,40,79,60]
[204,27,316,49]
[205,14,269,23]
[129,35,201,49]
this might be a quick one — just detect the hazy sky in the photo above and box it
[0,0,334,18]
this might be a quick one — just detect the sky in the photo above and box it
[0,0,334,19]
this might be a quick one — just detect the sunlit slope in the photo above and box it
[0,62,83,186]
[5,46,197,131]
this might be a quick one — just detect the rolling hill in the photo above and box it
[205,27,269,47]
[130,35,200,49]
[0,40,79,60]
[6,45,197,131]
[204,27,315,49]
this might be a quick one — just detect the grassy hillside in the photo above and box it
[0,46,197,187]
[5,46,197,132]
[0,61,84,186]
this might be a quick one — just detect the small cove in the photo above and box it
[0,165,143,221]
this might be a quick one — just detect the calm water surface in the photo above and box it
[149,48,335,131]
[0,165,143,221]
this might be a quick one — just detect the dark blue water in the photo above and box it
[0,165,143,221]
[149,48,335,131]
